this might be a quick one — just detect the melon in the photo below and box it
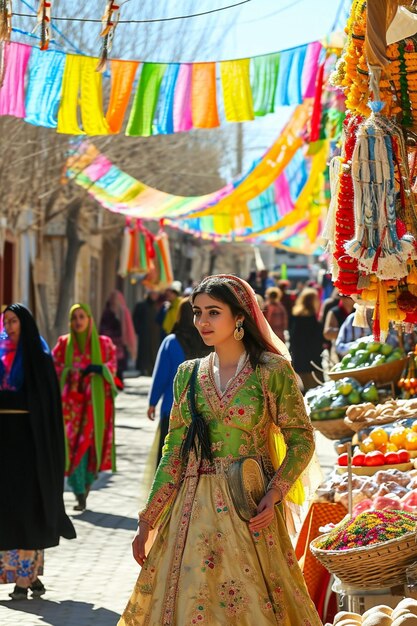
[333,612,363,624]
[362,606,393,620]
[391,610,413,622]
[396,600,417,616]
[391,615,417,626]
[362,613,392,626]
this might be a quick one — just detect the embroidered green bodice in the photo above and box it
[140,352,314,527]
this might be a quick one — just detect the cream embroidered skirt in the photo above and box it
[118,472,321,626]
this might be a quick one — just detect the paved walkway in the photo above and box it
[0,375,337,626]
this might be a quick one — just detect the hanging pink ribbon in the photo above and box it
[302,41,322,98]
[173,63,193,132]
[0,42,31,117]
[274,173,294,216]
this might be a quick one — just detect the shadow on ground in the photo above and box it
[72,510,137,531]
[0,599,120,626]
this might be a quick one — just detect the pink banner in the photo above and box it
[173,64,193,132]
[302,41,322,98]
[0,43,32,117]
[274,173,293,216]
[84,155,113,181]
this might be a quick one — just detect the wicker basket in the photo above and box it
[312,417,354,440]
[310,529,417,589]
[328,357,407,385]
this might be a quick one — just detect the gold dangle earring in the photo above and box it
[234,320,244,341]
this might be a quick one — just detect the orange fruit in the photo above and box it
[385,442,398,452]
[390,427,406,448]
[370,427,389,446]
[405,432,417,451]
[360,437,376,453]
[412,420,417,433]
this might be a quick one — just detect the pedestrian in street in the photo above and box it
[147,297,211,467]
[277,278,294,320]
[52,303,117,512]
[289,287,324,392]
[161,280,183,336]
[0,304,76,600]
[263,286,288,343]
[323,294,354,353]
[100,290,137,386]
[132,289,162,376]
[118,274,321,626]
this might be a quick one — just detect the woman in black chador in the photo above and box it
[0,304,76,600]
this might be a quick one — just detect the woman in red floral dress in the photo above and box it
[52,303,117,512]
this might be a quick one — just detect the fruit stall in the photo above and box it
[302,336,417,623]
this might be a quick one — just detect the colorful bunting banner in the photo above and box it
[0,39,323,136]
[66,102,311,230]
[65,101,330,252]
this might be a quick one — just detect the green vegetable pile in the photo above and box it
[306,377,379,421]
[332,336,404,373]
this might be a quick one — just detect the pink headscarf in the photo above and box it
[199,274,291,361]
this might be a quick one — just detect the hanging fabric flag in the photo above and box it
[173,63,193,132]
[252,52,280,116]
[0,0,12,42]
[118,225,131,277]
[302,41,322,98]
[25,48,65,127]
[220,59,254,122]
[126,62,167,136]
[0,42,31,118]
[97,1,121,72]
[34,1,52,50]
[106,59,139,133]
[57,55,109,135]
[154,63,180,134]
[275,44,308,106]
[191,62,219,128]
[154,230,173,286]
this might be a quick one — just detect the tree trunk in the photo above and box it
[52,198,85,342]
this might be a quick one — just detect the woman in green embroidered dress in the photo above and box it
[118,274,321,626]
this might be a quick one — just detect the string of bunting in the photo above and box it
[0,38,322,135]
[65,104,332,250]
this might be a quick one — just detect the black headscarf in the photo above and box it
[3,304,75,547]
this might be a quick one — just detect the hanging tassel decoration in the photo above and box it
[97,1,121,73]
[345,107,417,280]
[33,1,52,51]
[0,0,11,42]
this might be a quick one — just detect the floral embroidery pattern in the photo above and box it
[197,530,225,572]
[214,487,229,514]
[217,578,250,618]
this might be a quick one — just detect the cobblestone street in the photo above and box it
[0,375,337,626]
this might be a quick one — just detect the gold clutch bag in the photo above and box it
[227,458,267,522]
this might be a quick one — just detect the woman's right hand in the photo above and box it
[132,521,150,566]
[147,406,156,420]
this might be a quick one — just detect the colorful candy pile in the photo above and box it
[315,510,417,551]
